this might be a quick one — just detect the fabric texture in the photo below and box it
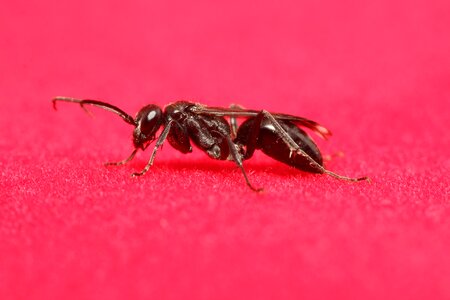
[1,1,449,299]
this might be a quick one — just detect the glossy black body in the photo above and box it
[164,101,232,160]
[140,101,323,170]
[52,97,368,191]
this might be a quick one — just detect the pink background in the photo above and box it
[1,0,449,299]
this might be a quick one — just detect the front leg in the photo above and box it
[131,120,174,177]
[104,149,138,166]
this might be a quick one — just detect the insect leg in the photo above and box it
[229,104,245,139]
[131,120,174,177]
[104,148,138,166]
[257,110,368,182]
[224,135,263,192]
[240,112,265,160]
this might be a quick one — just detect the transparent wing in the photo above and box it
[192,105,332,140]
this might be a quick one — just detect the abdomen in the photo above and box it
[237,119,324,173]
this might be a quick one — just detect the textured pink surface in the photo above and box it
[1,0,449,299]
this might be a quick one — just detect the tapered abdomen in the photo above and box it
[236,119,324,173]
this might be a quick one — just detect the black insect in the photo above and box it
[52,97,368,191]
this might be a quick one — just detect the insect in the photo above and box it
[52,97,368,191]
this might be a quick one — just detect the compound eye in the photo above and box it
[136,105,163,137]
